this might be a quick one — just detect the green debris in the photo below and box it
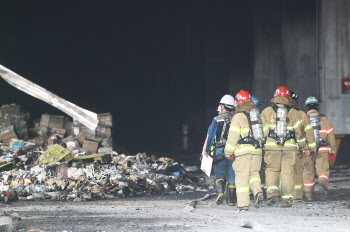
[38,144,73,165]
[0,162,13,171]
[73,153,106,160]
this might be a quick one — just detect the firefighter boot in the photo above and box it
[254,192,264,208]
[216,180,225,205]
[267,196,278,206]
[305,190,314,201]
[319,185,328,201]
[281,199,292,207]
[228,186,237,206]
[237,206,249,211]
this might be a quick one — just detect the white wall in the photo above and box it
[320,0,350,134]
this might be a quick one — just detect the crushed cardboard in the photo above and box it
[0,104,207,202]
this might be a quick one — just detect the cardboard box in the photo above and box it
[2,104,21,116]
[0,130,17,144]
[64,121,73,136]
[49,115,65,129]
[62,135,74,144]
[0,119,11,128]
[28,135,48,146]
[82,139,99,153]
[50,128,66,136]
[40,114,65,129]
[76,133,86,147]
[98,113,112,127]
[0,125,15,136]
[29,126,49,137]
[40,114,50,127]
[96,127,111,138]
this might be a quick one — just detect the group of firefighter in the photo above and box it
[202,86,336,211]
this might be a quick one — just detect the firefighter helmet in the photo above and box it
[274,86,290,98]
[289,91,298,102]
[251,96,261,107]
[236,90,252,105]
[305,96,319,106]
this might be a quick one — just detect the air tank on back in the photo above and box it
[309,116,321,144]
[276,107,288,142]
[249,109,264,141]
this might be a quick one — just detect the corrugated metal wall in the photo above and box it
[252,0,318,110]
[319,0,350,134]
[252,0,350,135]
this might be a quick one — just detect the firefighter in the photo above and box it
[289,91,317,202]
[261,86,307,207]
[224,90,264,211]
[202,105,222,155]
[303,96,336,201]
[204,95,236,206]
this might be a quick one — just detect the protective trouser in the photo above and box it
[215,158,235,186]
[303,152,329,199]
[264,150,296,203]
[293,153,305,200]
[233,154,262,208]
[259,158,266,190]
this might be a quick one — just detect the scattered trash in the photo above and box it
[0,104,207,202]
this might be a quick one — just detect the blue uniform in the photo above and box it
[205,113,235,186]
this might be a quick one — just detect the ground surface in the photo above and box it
[2,170,350,232]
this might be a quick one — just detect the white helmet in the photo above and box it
[219,94,236,108]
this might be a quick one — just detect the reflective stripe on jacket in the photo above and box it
[224,101,262,157]
[307,109,336,154]
[260,96,306,151]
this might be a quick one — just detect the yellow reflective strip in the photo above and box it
[234,147,262,154]
[265,143,297,147]
[305,124,312,131]
[263,124,275,132]
[297,137,306,143]
[294,185,303,190]
[229,185,236,188]
[237,187,250,193]
[240,128,250,132]
[216,179,224,184]
[229,126,241,133]
[308,142,316,148]
[225,143,236,151]
[281,195,293,199]
[249,177,261,184]
[294,120,303,129]
[267,186,279,192]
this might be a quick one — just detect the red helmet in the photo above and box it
[235,90,252,105]
[274,86,290,98]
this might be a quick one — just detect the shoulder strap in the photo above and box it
[272,104,291,112]
[239,111,253,138]
[218,113,232,142]
[271,104,278,113]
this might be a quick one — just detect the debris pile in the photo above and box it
[0,104,207,202]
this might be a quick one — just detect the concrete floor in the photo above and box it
[2,170,350,232]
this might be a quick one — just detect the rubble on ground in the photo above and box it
[0,104,207,202]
